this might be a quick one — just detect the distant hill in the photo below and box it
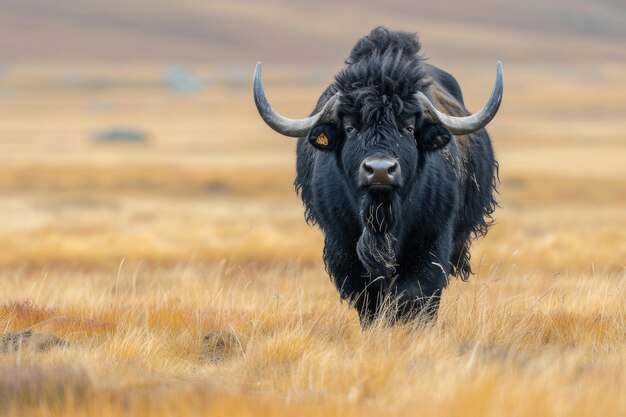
[0,0,624,65]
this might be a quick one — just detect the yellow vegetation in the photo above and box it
[0,59,624,416]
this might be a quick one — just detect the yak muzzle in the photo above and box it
[358,156,401,191]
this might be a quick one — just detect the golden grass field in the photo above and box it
[0,3,625,413]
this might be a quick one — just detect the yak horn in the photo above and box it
[417,61,503,135]
[253,62,339,137]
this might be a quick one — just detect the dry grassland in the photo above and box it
[0,61,624,416]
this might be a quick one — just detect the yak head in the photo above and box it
[252,28,503,281]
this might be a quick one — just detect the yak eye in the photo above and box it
[345,126,356,134]
[404,126,414,134]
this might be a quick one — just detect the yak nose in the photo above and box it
[359,156,401,190]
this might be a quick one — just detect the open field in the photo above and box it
[1,262,624,417]
[0,61,623,416]
[1,1,625,415]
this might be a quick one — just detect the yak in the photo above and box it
[252,27,503,326]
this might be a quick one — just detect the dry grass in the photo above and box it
[0,264,624,416]
[0,35,625,416]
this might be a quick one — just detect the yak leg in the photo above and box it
[392,228,453,323]
[353,280,390,327]
[323,238,385,326]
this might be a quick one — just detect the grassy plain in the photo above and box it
[0,57,624,416]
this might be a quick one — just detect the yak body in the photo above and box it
[252,27,501,325]
[293,28,498,324]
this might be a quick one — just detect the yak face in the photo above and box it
[337,97,454,201]
[314,46,454,208]
[310,50,453,280]
[339,106,419,236]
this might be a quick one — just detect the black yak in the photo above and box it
[253,27,503,326]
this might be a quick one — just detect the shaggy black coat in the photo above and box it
[295,28,498,325]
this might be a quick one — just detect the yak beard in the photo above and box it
[356,193,400,285]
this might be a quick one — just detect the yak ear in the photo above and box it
[416,123,453,151]
[307,123,339,151]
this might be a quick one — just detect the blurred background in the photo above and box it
[0,0,624,273]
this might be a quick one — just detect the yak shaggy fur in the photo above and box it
[294,27,498,325]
